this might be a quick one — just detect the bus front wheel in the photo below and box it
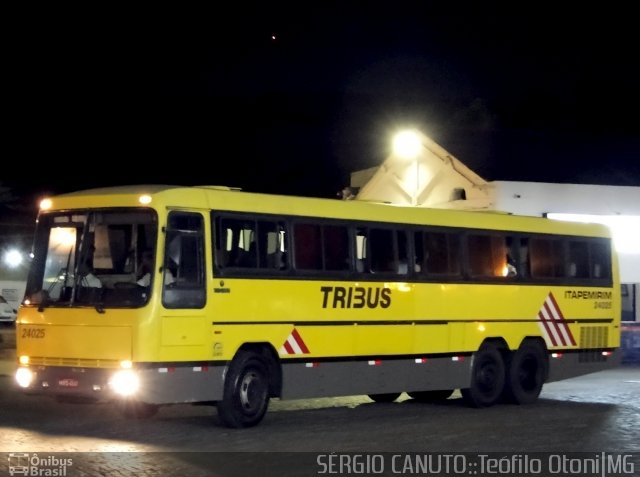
[503,342,546,404]
[217,350,270,428]
[461,343,505,407]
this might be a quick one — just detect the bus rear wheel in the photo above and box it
[368,393,401,403]
[408,390,453,402]
[462,343,505,407]
[217,350,270,428]
[503,342,546,404]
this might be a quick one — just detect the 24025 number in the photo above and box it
[21,328,45,339]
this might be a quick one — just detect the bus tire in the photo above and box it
[217,350,270,428]
[461,343,505,407]
[368,393,401,403]
[408,390,453,402]
[503,342,546,404]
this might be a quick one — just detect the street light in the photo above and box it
[392,129,423,205]
[3,249,24,268]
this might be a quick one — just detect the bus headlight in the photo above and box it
[15,368,34,388]
[109,369,140,396]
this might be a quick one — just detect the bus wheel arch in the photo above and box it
[236,342,282,398]
[461,339,507,408]
[217,344,280,428]
[503,338,548,405]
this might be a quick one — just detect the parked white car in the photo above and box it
[0,295,17,323]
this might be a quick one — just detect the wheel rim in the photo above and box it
[239,369,267,415]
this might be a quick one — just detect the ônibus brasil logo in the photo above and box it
[7,453,73,476]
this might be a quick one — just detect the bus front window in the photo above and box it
[25,209,158,309]
[43,226,79,300]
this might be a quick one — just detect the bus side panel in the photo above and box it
[546,349,621,383]
[280,356,472,399]
[137,364,226,404]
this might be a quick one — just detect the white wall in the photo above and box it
[491,181,640,216]
[0,280,26,310]
[492,181,640,283]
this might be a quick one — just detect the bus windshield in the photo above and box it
[25,208,158,309]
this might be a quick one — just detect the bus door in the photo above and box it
[160,211,207,352]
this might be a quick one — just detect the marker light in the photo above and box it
[19,355,30,365]
[40,198,52,210]
[120,360,133,369]
[138,195,152,205]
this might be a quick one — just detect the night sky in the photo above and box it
[3,4,640,221]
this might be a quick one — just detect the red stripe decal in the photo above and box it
[543,301,567,346]
[549,292,576,345]
[538,310,558,346]
[291,328,310,354]
[283,340,295,355]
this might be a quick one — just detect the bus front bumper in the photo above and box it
[14,362,227,404]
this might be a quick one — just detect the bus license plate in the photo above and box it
[58,378,79,388]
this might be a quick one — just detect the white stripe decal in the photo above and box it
[536,292,576,348]
[279,328,311,355]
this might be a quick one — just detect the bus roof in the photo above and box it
[48,185,611,238]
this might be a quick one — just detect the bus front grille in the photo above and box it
[28,357,120,368]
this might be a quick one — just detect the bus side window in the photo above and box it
[258,221,288,270]
[323,225,349,271]
[568,240,589,278]
[368,228,407,274]
[215,221,236,268]
[293,223,349,272]
[505,236,517,277]
[369,228,395,273]
[418,231,461,276]
[293,223,322,270]
[397,230,408,275]
[530,238,564,278]
[517,238,530,278]
[590,240,611,279]
[162,212,205,309]
[237,238,257,267]
[468,234,508,278]
[355,228,367,273]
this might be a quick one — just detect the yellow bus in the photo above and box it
[15,185,620,427]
